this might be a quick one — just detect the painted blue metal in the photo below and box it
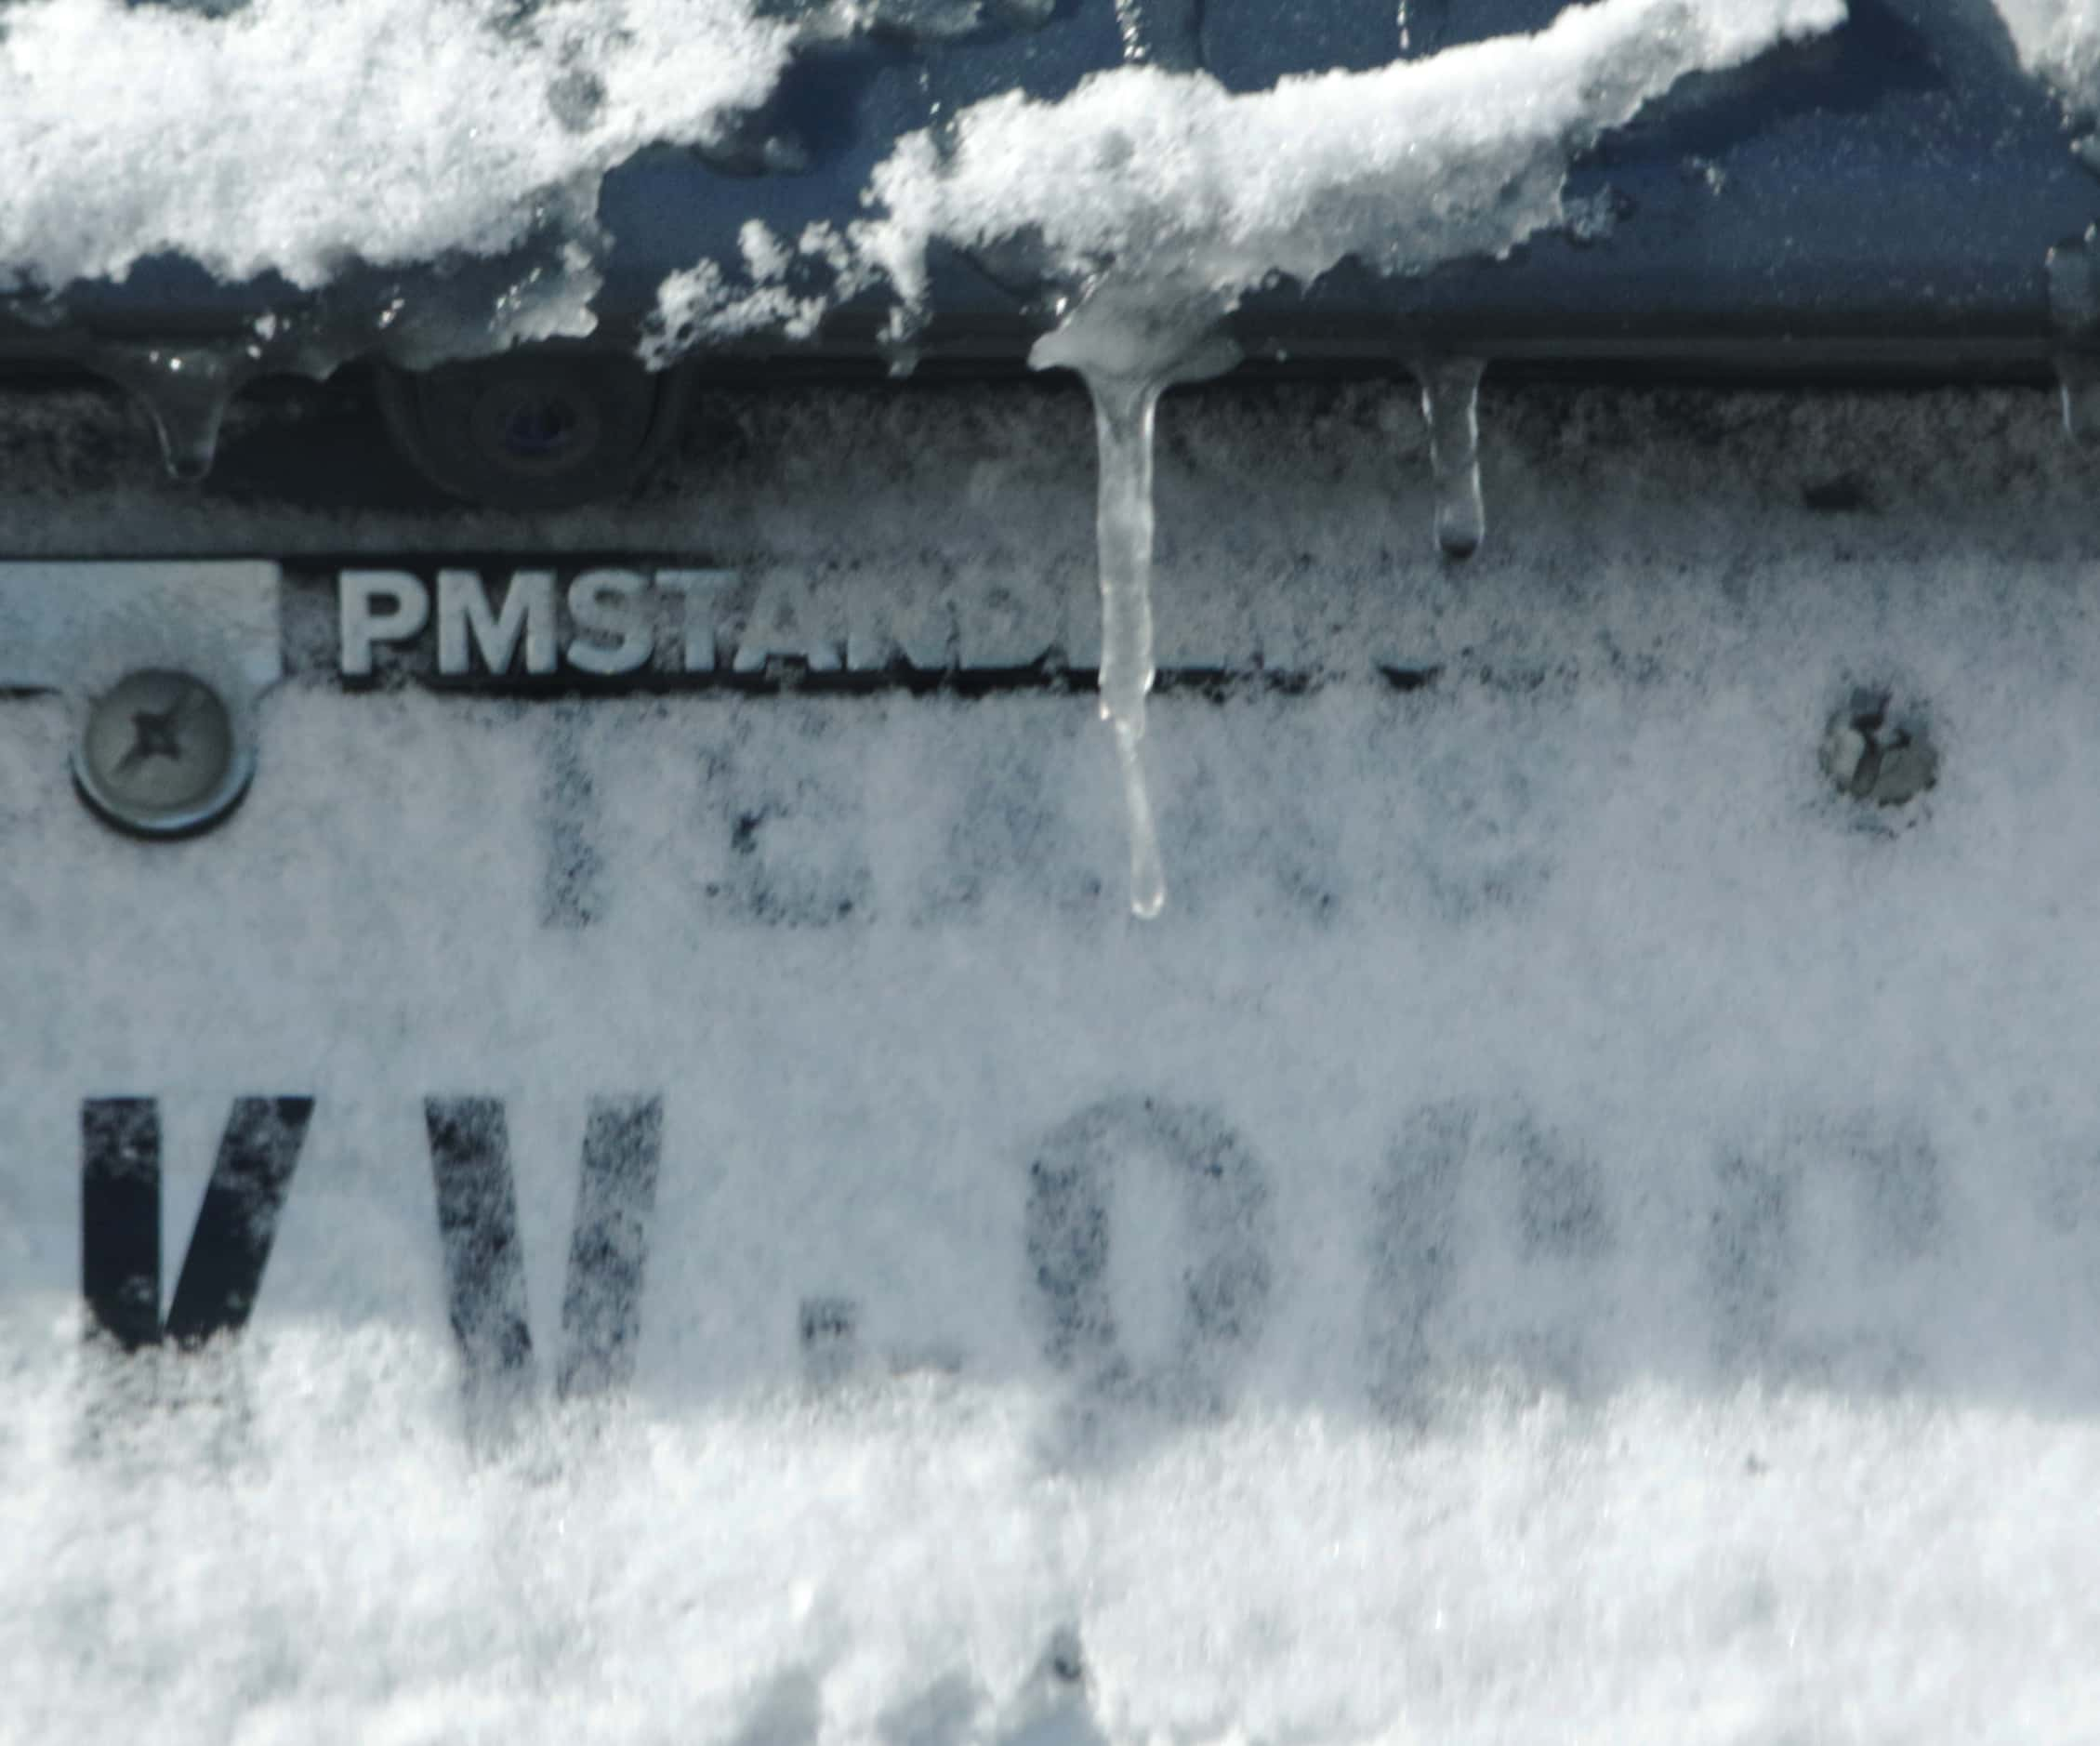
[6,0,2097,376]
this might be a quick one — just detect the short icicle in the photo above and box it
[1418,355,1486,558]
[89,341,260,484]
[2061,352,2100,446]
[2049,231,2100,445]
[1080,368,1170,919]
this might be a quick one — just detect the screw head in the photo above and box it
[73,668,251,837]
[1820,688,1938,810]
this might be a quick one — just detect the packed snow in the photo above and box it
[5,374,2100,1738]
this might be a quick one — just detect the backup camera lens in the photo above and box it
[502,397,580,459]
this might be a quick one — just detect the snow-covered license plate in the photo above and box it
[9,386,2100,1740]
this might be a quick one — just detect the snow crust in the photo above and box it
[0,0,792,296]
[7,377,2100,1738]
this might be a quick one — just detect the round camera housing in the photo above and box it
[376,351,691,512]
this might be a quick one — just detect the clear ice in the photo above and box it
[89,343,261,484]
[1113,0,1205,69]
[1078,369,1170,919]
[2047,231,2100,444]
[1033,295,1237,919]
[1419,355,1486,557]
[2060,353,2100,445]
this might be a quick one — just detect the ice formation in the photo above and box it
[1419,356,1486,559]
[855,0,1844,913]
[84,343,263,484]
[0,0,794,295]
[1033,297,1238,917]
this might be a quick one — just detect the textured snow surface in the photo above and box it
[0,0,791,294]
[858,0,1844,325]
[7,378,2100,1739]
[0,0,1848,372]
[1994,0,2100,113]
[653,0,1849,359]
[644,222,873,366]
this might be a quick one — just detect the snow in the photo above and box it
[1993,0,2100,117]
[637,0,1854,361]
[4,374,2100,1737]
[0,0,793,296]
[643,223,873,364]
[856,0,1847,325]
[846,0,1843,912]
[1,0,1849,389]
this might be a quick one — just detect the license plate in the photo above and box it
[6,383,2097,1740]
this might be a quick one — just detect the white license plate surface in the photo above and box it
[6,382,2100,1742]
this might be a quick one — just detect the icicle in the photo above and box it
[2047,231,2100,447]
[88,342,259,484]
[1083,375,1158,738]
[2061,353,2100,445]
[1032,295,1236,919]
[1113,711,1167,919]
[1418,354,1486,558]
[1076,368,1169,919]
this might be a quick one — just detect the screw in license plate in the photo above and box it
[73,668,252,838]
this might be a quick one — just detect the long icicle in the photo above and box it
[1080,369,1169,919]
